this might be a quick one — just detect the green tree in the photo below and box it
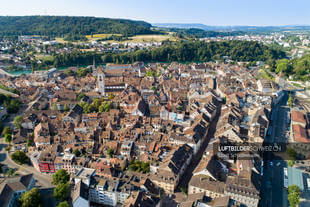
[2,126,12,136]
[99,101,113,113]
[6,168,15,177]
[64,69,74,76]
[54,182,69,201]
[275,59,292,75]
[181,186,188,195]
[107,148,114,158]
[13,115,23,129]
[77,93,86,101]
[288,160,295,167]
[286,147,297,160]
[63,104,70,112]
[76,68,90,77]
[52,169,70,185]
[128,159,150,173]
[108,93,115,100]
[288,93,293,108]
[288,185,301,207]
[73,149,81,157]
[52,103,58,111]
[19,188,42,207]
[57,201,69,207]
[5,134,12,143]
[26,139,34,147]
[11,150,29,165]
[5,145,11,151]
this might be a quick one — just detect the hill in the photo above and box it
[0,16,154,37]
[153,23,310,33]
[161,28,245,38]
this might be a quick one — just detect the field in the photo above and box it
[85,33,121,41]
[55,32,178,43]
[127,34,177,42]
[85,33,177,42]
[35,54,55,62]
[55,37,67,43]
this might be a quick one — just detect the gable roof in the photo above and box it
[0,174,34,207]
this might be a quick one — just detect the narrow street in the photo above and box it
[176,104,222,191]
[260,91,289,207]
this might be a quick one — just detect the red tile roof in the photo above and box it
[292,124,310,143]
[291,110,306,124]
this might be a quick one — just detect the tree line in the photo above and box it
[0,16,155,37]
[32,40,285,69]
[166,28,246,38]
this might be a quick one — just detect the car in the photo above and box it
[276,162,281,166]
[270,161,273,166]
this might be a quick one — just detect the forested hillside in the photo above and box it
[164,28,245,38]
[31,40,285,69]
[273,54,310,80]
[0,16,154,37]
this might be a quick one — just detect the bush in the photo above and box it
[286,147,297,160]
[57,201,69,207]
[73,149,81,157]
[26,139,34,147]
[288,185,301,207]
[2,126,12,136]
[287,160,295,167]
[13,115,22,129]
[107,148,114,158]
[128,159,150,173]
[6,168,15,177]
[5,145,11,151]
[11,150,29,165]
[5,134,12,142]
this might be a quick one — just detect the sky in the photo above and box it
[0,0,309,26]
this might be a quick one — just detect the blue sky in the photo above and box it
[0,0,309,26]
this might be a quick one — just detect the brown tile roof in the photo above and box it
[293,124,310,143]
[291,110,306,124]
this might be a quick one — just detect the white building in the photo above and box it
[89,178,131,207]
[97,67,105,96]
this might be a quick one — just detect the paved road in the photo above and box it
[0,139,53,188]
[0,68,15,77]
[0,88,19,98]
[260,92,289,207]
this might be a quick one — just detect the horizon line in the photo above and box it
[0,14,309,27]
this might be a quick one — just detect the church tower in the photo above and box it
[97,67,105,96]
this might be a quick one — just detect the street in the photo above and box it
[0,139,53,188]
[260,91,289,207]
[176,104,221,191]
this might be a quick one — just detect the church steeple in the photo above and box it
[97,67,105,96]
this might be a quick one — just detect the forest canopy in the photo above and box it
[33,40,286,69]
[0,16,155,37]
[273,54,310,80]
